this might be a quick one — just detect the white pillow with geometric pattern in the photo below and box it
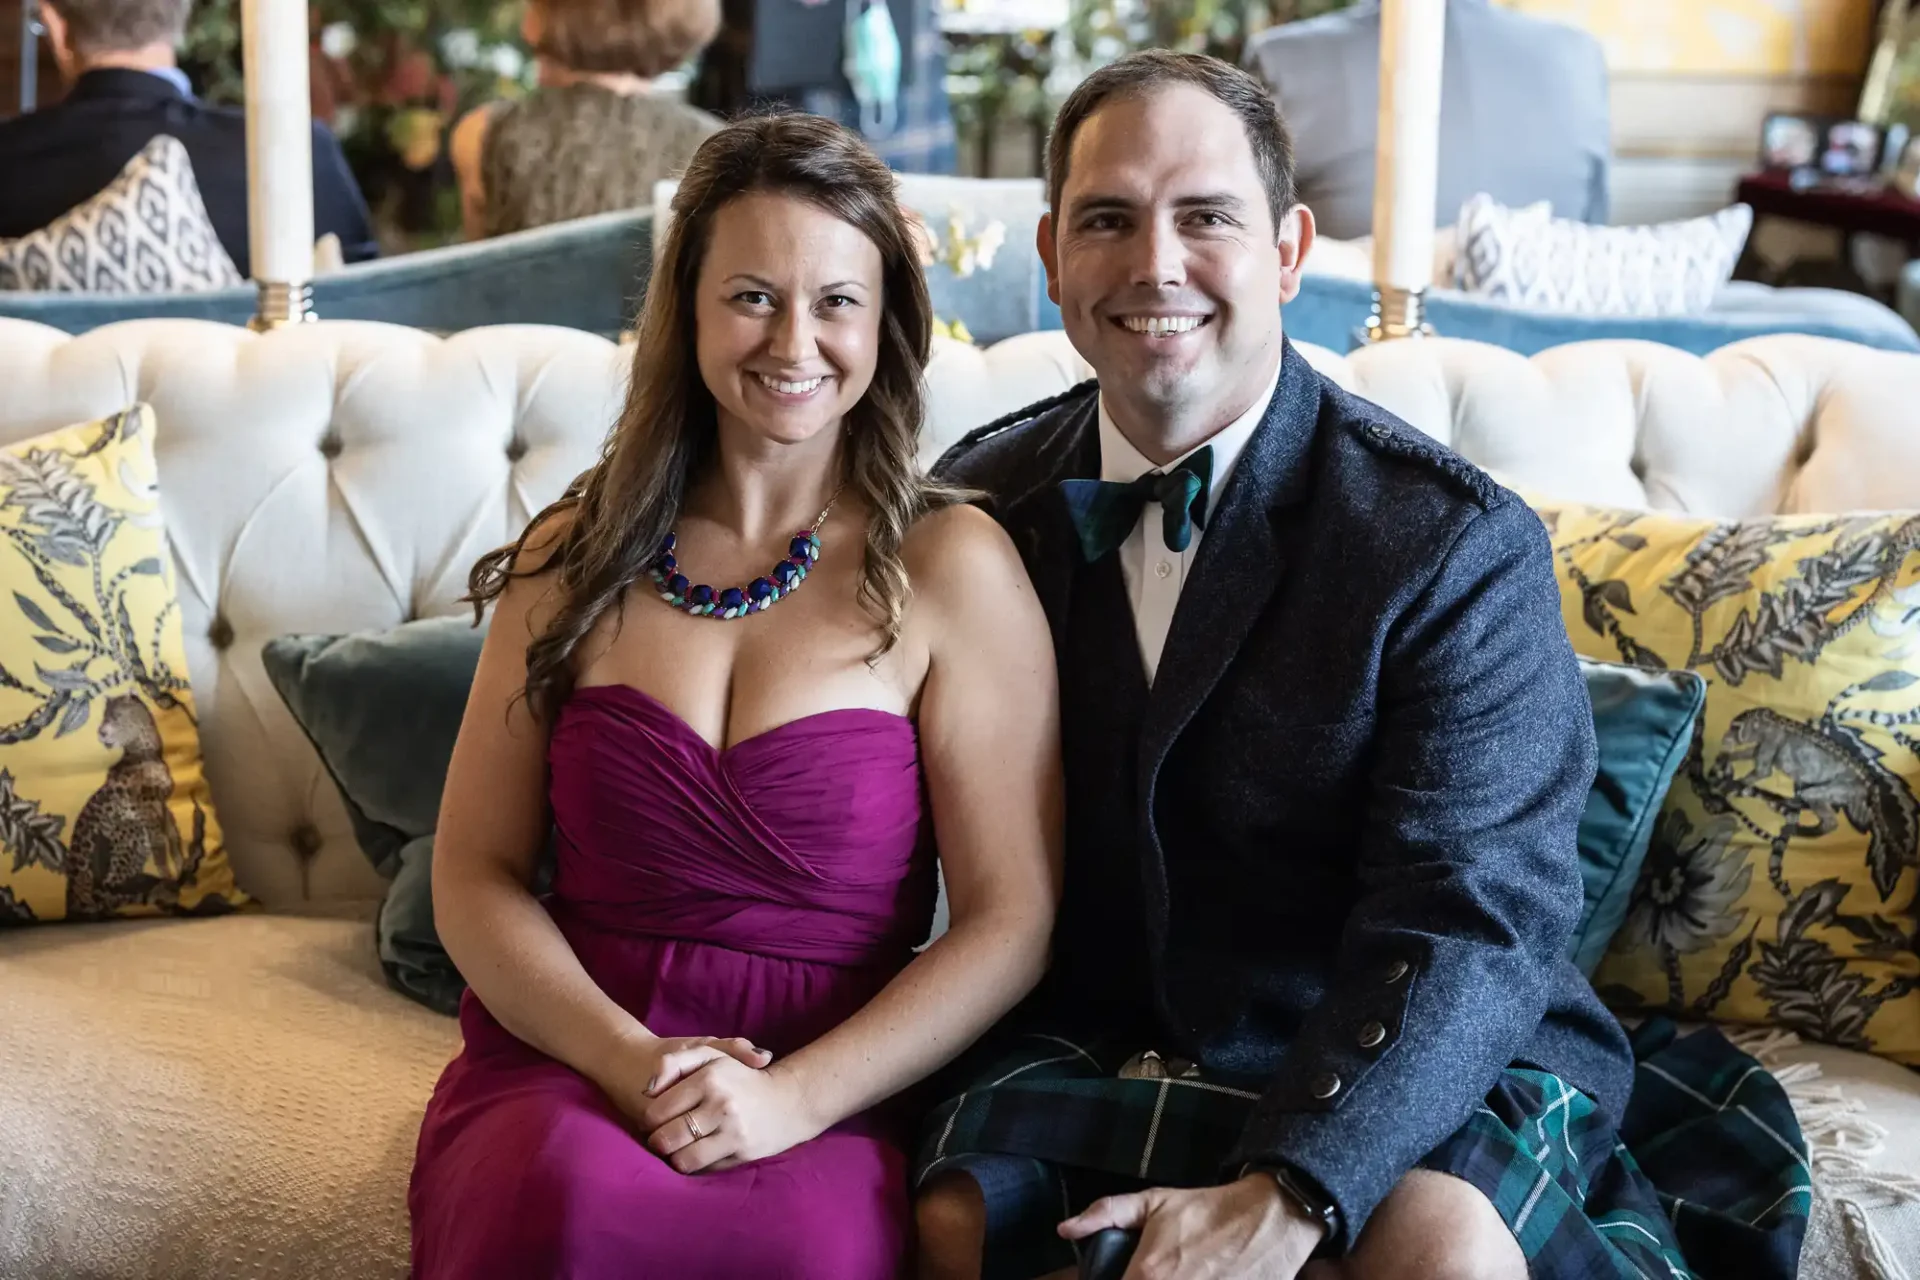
[1455,194,1752,316]
[0,134,243,294]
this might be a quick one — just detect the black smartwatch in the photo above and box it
[1244,1162,1341,1255]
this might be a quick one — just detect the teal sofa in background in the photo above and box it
[0,211,653,339]
[7,204,1918,357]
[1267,274,1920,356]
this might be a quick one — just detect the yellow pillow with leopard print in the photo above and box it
[0,405,245,923]
[1535,502,1920,1064]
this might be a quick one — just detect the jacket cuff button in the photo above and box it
[1358,1021,1386,1050]
[1310,1072,1342,1100]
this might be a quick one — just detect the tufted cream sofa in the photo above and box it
[0,318,1916,1280]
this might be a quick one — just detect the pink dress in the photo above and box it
[409,684,934,1278]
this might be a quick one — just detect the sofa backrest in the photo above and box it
[1274,272,1920,358]
[0,210,655,338]
[0,190,1056,347]
[13,196,1916,361]
[2,317,1916,907]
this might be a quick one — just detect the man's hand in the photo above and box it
[1058,1173,1325,1280]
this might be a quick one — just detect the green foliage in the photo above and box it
[179,0,244,104]
[178,0,533,240]
[1068,0,1357,69]
[947,0,1356,172]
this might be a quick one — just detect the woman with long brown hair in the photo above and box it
[407,112,1060,1278]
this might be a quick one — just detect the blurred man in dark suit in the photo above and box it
[0,0,378,277]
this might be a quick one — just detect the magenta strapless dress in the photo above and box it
[409,684,934,1279]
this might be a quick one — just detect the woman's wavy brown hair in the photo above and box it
[468,111,957,720]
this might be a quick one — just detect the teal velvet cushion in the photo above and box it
[1571,657,1706,975]
[262,616,491,1015]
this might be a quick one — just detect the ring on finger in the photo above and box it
[685,1113,704,1141]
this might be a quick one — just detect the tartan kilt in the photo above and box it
[911,1031,1694,1280]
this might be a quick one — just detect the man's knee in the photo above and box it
[1340,1169,1524,1280]
[913,1173,986,1280]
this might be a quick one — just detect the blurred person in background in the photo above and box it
[0,0,377,276]
[449,0,723,240]
[690,0,956,175]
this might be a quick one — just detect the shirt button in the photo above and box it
[1310,1072,1342,1100]
[1383,959,1409,985]
[1358,1021,1386,1050]
[1154,560,1174,579]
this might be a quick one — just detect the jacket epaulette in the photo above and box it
[938,378,1099,466]
[1343,411,1501,510]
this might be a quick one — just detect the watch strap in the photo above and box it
[1244,1162,1340,1256]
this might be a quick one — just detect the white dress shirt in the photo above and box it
[1097,357,1283,684]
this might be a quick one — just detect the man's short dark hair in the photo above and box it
[1045,49,1296,236]
[45,0,190,55]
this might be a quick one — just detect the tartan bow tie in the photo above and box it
[1059,446,1214,563]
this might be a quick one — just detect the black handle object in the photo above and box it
[1077,1227,1140,1280]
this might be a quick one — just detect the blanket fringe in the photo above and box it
[1725,1027,1920,1280]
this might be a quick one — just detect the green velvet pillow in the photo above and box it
[262,616,490,1015]
[1571,657,1706,976]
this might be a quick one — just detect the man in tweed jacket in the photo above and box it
[909,51,1687,1280]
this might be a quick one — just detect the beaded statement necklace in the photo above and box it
[649,489,843,620]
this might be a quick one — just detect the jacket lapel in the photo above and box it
[994,396,1101,637]
[1139,341,1324,799]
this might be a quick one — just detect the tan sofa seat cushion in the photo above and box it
[0,911,459,1279]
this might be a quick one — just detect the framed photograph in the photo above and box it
[1820,119,1886,177]
[1761,113,1826,170]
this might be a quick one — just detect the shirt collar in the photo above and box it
[142,66,194,99]
[1096,350,1284,505]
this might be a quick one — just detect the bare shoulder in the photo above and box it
[517,501,578,568]
[449,102,497,174]
[902,502,1032,615]
[488,501,580,631]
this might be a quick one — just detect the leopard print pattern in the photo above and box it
[63,696,181,918]
[480,85,723,238]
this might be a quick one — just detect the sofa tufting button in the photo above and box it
[1310,1072,1342,1100]
[318,432,343,459]
[289,824,323,860]
[1358,1021,1386,1050]
[506,436,529,463]
[207,615,234,650]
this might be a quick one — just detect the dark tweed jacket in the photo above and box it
[935,339,1634,1243]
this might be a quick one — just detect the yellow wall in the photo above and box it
[1499,0,1875,76]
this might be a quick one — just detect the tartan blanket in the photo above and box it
[1620,1019,1814,1280]
[913,1016,1810,1280]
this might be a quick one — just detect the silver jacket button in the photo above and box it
[1383,959,1410,984]
[1310,1072,1342,1100]
[1358,1021,1386,1050]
